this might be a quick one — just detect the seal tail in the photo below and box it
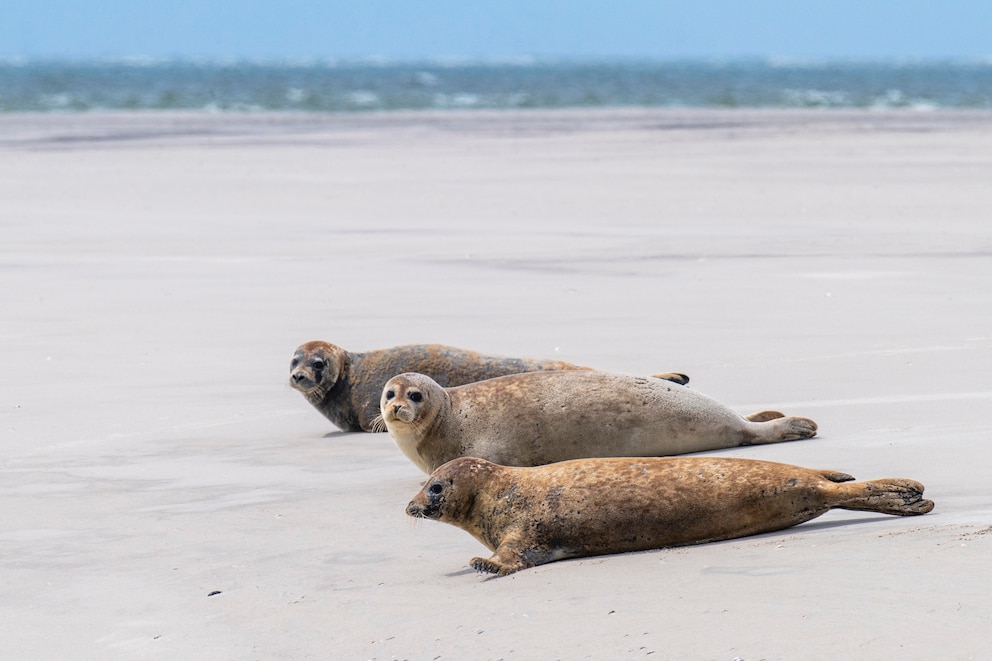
[834,478,934,516]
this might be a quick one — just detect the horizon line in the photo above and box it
[3,54,992,68]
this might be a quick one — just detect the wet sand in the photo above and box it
[2,108,991,659]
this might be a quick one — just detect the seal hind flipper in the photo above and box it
[743,415,818,444]
[835,478,935,516]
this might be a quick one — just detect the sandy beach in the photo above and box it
[2,108,991,660]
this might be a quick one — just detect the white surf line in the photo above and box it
[737,391,992,410]
[789,345,975,362]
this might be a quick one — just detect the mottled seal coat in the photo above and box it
[290,341,688,433]
[407,456,935,576]
[380,370,817,473]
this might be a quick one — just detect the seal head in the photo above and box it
[289,341,347,406]
[381,373,452,473]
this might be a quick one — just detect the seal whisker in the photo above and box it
[368,414,387,434]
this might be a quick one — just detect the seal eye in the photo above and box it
[428,483,444,495]
[385,390,395,400]
[312,359,325,370]
[290,358,299,368]
[409,391,423,403]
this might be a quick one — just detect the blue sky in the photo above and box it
[3,1,991,61]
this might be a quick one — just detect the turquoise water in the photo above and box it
[2,59,991,112]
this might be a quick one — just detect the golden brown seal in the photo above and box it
[407,456,935,576]
[380,370,816,473]
[290,341,688,432]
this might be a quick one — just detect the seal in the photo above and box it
[406,456,935,576]
[380,370,817,473]
[290,340,689,433]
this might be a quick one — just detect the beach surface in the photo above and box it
[2,108,991,660]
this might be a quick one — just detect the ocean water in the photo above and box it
[2,59,991,113]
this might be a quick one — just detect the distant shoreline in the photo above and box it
[3,107,992,152]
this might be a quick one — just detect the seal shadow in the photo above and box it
[453,515,906,579]
[790,514,901,532]
[321,430,390,438]
[447,568,479,578]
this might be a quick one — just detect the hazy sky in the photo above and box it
[3,1,990,61]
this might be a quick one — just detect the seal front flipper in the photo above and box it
[744,410,785,422]
[470,533,535,576]
[651,372,690,386]
[470,551,528,577]
[471,556,509,576]
[819,470,855,483]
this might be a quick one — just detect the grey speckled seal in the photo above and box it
[290,340,688,432]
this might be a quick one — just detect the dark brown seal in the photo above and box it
[407,456,935,576]
[290,340,690,432]
[381,370,816,473]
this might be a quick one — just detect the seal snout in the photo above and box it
[289,370,321,399]
[383,401,415,424]
[406,480,447,519]
[289,371,314,393]
[406,501,425,518]
[381,377,432,426]
[407,495,440,519]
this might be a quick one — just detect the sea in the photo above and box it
[2,58,991,113]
